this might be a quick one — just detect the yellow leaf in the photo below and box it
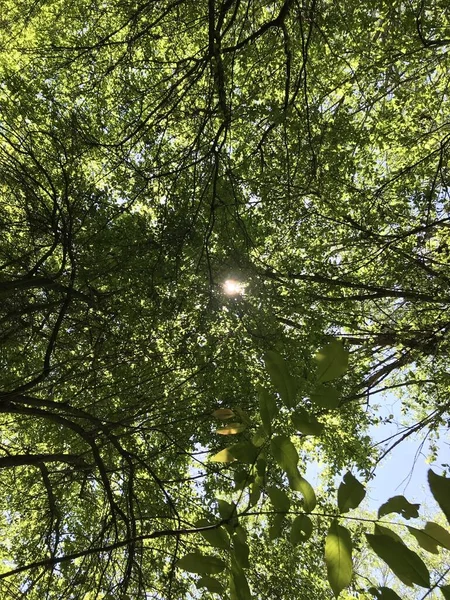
[210,448,236,462]
[216,423,246,435]
[212,408,235,420]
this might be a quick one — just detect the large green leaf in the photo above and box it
[377,495,420,520]
[229,442,259,464]
[233,535,250,569]
[428,469,450,524]
[230,556,252,600]
[288,470,317,512]
[217,500,238,528]
[368,587,402,599]
[290,515,313,545]
[374,524,403,544]
[315,340,349,383]
[270,435,298,476]
[407,525,439,554]
[407,521,450,553]
[337,472,365,513]
[197,576,225,594]
[177,553,227,574]
[196,518,230,550]
[264,350,298,408]
[310,385,340,409]
[366,534,430,587]
[269,513,285,540]
[423,521,450,550]
[258,388,278,435]
[441,585,450,600]
[325,520,353,597]
[267,486,290,513]
[291,407,325,436]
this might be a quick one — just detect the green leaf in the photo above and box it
[290,515,313,545]
[366,534,430,587]
[229,442,259,464]
[267,486,290,512]
[407,525,440,554]
[377,495,420,520]
[368,586,402,599]
[249,481,261,506]
[337,472,365,513]
[288,470,317,512]
[315,340,349,383]
[216,423,247,435]
[210,448,235,463]
[310,385,340,409]
[441,585,450,600]
[259,388,278,435]
[325,520,353,597]
[269,513,285,540]
[291,407,325,435]
[177,553,226,574]
[195,519,230,550]
[374,524,403,544]
[270,435,299,476]
[407,521,450,553]
[428,469,450,524]
[197,576,225,594]
[264,350,298,408]
[423,521,450,550]
[230,556,252,600]
[251,426,267,447]
[233,535,250,569]
[217,500,238,527]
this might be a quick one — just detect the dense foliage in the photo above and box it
[0,0,449,598]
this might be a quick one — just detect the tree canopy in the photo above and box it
[0,0,449,598]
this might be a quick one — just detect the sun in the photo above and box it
[223,279,245,296]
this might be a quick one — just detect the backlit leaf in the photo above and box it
[210,448,235,463]
[212,408,235,420]
[315,340,349,383]
[259,388,278,435]
[374,524,403,544]
[325,520,353,597]
[368,586,402,599]
[216,423,247,435]
[177,553,226,574]
[269,513,285,540]
[197,576,225,594]
[407,525,440,554]
[217,500,238,528]
[233,535,250,569]
[338,472,366,513]
[310,385,340,409]
[264,350,298,408]
[423,521,450,550]
[291,407,324,436]
[267,486,290,512]
[441,585,450,600]
[288,470,317,512]
[366,534,430,587]
[229,442,259,464]
[290,515,313,545]
[271,435,298,476]
[196,518,230,550]
[230,556,251,600]
[428,469,450,524]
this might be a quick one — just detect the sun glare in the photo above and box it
[223,279,245,296]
